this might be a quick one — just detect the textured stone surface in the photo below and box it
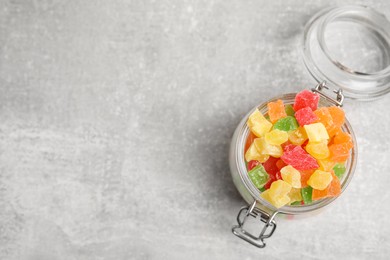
[0,0,389,259]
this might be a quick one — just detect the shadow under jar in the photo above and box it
[229,4,390,248]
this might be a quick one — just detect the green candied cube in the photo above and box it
[248,165,269,190]
[285,104,295,117]
[272,116,299,132]
[333,163,346,179]
[301,186,313,204]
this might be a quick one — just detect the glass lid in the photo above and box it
[302,5,390,100]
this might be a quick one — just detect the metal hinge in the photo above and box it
[232,201,278,248]
[311,81,344,107]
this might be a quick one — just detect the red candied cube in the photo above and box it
[281,145,319,170]
[262,157,279,176]
[247,160,260,171]
[295,107,318,126]
[293,90,320,111]
[264,174,276,189]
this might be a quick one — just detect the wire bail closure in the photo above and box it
[311,81,344,107]
[232,201,279,248]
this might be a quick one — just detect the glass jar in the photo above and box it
[229,5,390,248]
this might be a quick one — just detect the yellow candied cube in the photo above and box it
[247,109,273,137]
[261,190,291,208]
[245,142,270,163]
[265,129,289,146]
[288,127,308,145]
[280,165,301,188]
[268,180,292,197]
[307,170,333,190]
[305,141,330,160]
[247,109,267,127]
[254,138,283,158]
[304,123,329,143]
[317,158,336,171]
[288,188,303,204]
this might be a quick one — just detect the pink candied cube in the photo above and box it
[281,145,319,170]
[293,90,320,111]
[295,107,318,126]
[283,144,297,153]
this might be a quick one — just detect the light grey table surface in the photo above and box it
[1,0,390,259]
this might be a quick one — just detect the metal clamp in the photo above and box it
[232,201,278,248]
[311,81,344,107]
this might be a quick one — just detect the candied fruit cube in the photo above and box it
[248,164,269,190]
[261,180,292,208]
[314,107,339,138]
[328,106,345,127]
[273,116,299,132]
[244,132,256,153]
[317,158,336,172]
[293,90,320,111]
[280,165,301,188]
[264,173,277,190]
[285,104,295,117]
[267,99,287,123]
[263,157,279,176]
[261,189,290,208]
[304,123,329,143]
[288,127,308,145]
[265,129,289,145]
[307,170,333,190]
[288,188,303,204]
[254,138,283,158]
[314,107,333,128]
[312,171,341,200]
[305,141,330,160]
[247,160,260,171]
[333,131,354,149]
[301,186,313,204]
[269,180,292,196]
[281,145,319,170]
[295,107,318,126]
[300,169,315,187]
[329,143,351,162]
[247,109,272,137]
[276,159,287,170]
[245,142,269,162]
[333,163,346,179]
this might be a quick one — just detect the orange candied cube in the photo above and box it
[328,125,341,138]
[300,169,315,188]
[328,106,345,127]
[314,107,333,127]
[333,131,354,149]
[329,143,351,162]
[267,99,287,123]
[314,107,339,137]
[312,171,341,200]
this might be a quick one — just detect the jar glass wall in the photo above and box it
[229,93,357,215]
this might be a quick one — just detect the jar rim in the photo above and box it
[302,5,390,100]
[235,93,358,215]
[318,5,390,77]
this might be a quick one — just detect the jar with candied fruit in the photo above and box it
[229,5,390,248]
